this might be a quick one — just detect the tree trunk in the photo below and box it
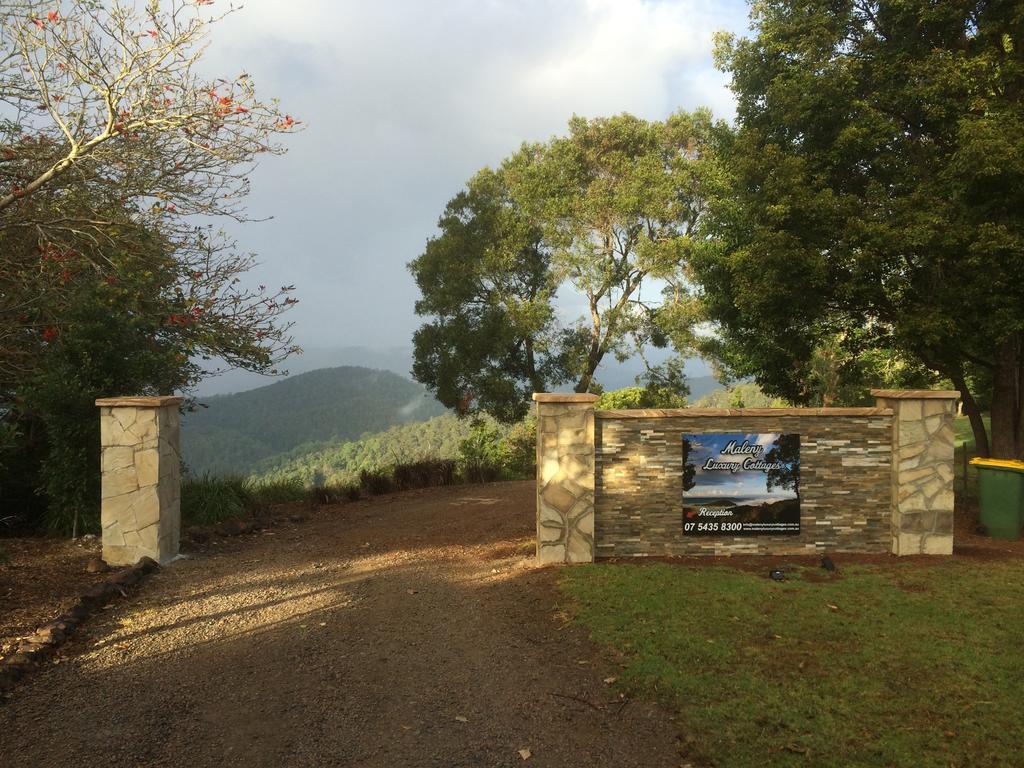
[524,338,544,394]
[989,335,1023,460]
[949,368,990,458]
[574,345,604,393]
[990,349,1024,459]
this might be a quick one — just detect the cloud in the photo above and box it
[188,0,748,352]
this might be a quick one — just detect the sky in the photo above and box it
[192,0,753,389]
[684,433,795,500]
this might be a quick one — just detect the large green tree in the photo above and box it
[409,169,563,422]
[699,0,1024,458]
[411,111,716,420]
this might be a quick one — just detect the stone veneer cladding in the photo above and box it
[594,411,895,557]
[97,397,182,565]
[872,390,958,555]
[534,394,598,564]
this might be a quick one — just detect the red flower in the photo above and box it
[47,10,58,22]
[42,326,58,341]
[31,18,45,29]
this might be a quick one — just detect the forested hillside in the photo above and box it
[182,367,447,475]
[253,413,492,485]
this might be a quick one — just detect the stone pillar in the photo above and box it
[96,396,183,565]
[533,393,598,564]
[872,389,960,555]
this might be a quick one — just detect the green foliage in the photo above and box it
[181,474,253,525]
[17,261,191,535]
[695,382,789,408]
[410,169,561,422]
[702,0,1024,455]
[359,468,395,496]
[182,367,447,476]
[562,560,1024,767]
[392,459,457,490]
[256,413,484,486]
[181,474,306,525]
[594,386,687,410]
[458,417,506,483]
[457,416,536,483]
[412,110,719,421]
[250,477,306,507]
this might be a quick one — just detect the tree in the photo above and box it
[681,437,697,492]
[411,111,716,420]
[0,0,302,531]
[409,168,563,422]
[0,0,301,386]
[766,433,800,499]
[701,0,1024,458]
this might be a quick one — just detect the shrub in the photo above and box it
[359,468,394,495]
[499,417,536,479]
[458,418,504,483]
[181,474,252,525]
[251,477,305,507]
[305,481,361,506]
[393,459,457,490]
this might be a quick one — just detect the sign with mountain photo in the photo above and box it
[682,433,801,536]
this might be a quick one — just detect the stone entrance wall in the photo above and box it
[533,390,959,563]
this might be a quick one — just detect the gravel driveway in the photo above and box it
[0,481,684,767]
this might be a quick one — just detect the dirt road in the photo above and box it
[0,481,684,767]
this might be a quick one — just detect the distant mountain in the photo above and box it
[194,345,718,398]
[182,366,446,476]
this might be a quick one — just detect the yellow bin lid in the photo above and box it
[970,457,1024,471]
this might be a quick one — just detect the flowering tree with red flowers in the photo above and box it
[0,0,302,387]
[0,0,304,533]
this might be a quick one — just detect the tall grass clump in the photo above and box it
[393,459,456,490]
[181,473,252,525]
[250,476,306,507]
[359,468,395,495]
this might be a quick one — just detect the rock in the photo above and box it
[65,602,91,621]
[32,623,65,645]
[133,556,159,575]
[81,581,118,606]
[53,616,78,634]
[110,569,140,587]
[85,557,110,574]
[16,639,50,656]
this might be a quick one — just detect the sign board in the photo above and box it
[682,433,800,536]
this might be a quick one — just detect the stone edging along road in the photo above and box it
[0,555,160,694]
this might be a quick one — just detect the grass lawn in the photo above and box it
[561,559,1024,768]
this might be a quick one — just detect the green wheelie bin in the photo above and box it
[970,458,1024,540]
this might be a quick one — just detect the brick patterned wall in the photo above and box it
[594,411,894,557]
